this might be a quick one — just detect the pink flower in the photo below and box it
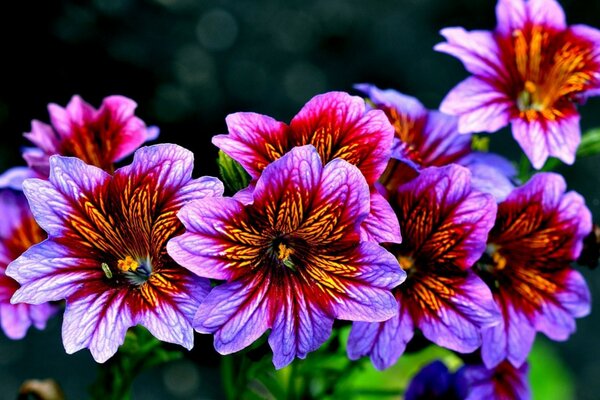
[23,95,159,177]
[435,0,600,169]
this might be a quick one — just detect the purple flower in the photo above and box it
[23,95,159,177]
[212,91,400,244]
[355,84,517,201]
[435,0,600,169]
[167,145,405,369]
[7,144,223,362]
[476,172,592,368]
[461,361,531,400]
[347,165,500,370]
[0,183,58,339]
[405,360,469,400]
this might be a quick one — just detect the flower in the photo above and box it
[355,83,517,201]
[461,360,531,400]
[212,91,400,243]
[435,0,600,169]
[347,165,500,370]
[167,145,405,369]
[0,185,57,339]
[23,95,160,177]
[405,360,469,400]
[7,144,223,362]
[476,172,592,368]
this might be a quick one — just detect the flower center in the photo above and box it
[513,27,594,114]
[102,255,152,286]
[271,237,296,270]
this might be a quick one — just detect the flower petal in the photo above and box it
[289,92,394,185]
[435,28,507,79]
[481,292,536,368]
[439,77,512,134]
[62,287,132,363]
[213,112,290,179]
[359,190,402,244]
[347,299,414,370]
[414,271,500,353]
[397,165,497,269]
[268,281,334,369]
[8,240,102,304]
[511,111,580,169]
[194,277,271,355]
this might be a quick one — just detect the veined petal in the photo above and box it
[48,95,96,138]
[347,299,414,371]
[413,271,500,354]
[492,172,592,266]
[22,157,110,237]
[324,242,405,322]
[289,91,394,185]
[481,291,537,368]
[511,111,580,169]
[195,277,271,355]
[359,190,402,244]
[62,287,132,363]
[214,112,290,179]
[8,240,101,304]
[439,77,512,134]
[459,152,517,202]
[463,361,531,400]
[269,280,334,369]
[297,155,370,245]
[435,28,507,79]
[253,145,322,233]
[168,197,258,281]
[396,165,497,268]
[354,83,428,122]
[98,95,157,162]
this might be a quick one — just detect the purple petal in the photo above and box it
[354,83,428,121]
[269,285,334,369]
[511,111,580,169]
[47,95,95,138]
[289,91,394,185]
[117,144,196,192]
[460,152,517,202]
[463,361,531,400]
[415,271,500,353]
[168,197,250,281]
[397,165,497,268]
[534,269,591,341]
[481,293,536,368]
[214,112,290,179]
[347,299,414,370]
[23,120,59,153]
[435,28,507,79]
[359,190,402,244]
[8,240,101,304]
[62,289,132,363]
[194,278,270,355]
[21,157,110,237]
[440,77,512,134]
[328,242,405,322]
[0,167,39,191]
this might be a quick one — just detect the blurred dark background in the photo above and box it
[1,1,599,399]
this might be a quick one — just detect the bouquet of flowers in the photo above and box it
[1,0,599,398]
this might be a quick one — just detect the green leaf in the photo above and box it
[577,128,600,157]
[529,339,575,400]
[217,150,251,194]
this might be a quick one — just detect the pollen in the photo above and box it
[118,255,140,272]
[398,255,415,270]
[277,242,294,261]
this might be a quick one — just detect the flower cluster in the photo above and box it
[0,0,597,398]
